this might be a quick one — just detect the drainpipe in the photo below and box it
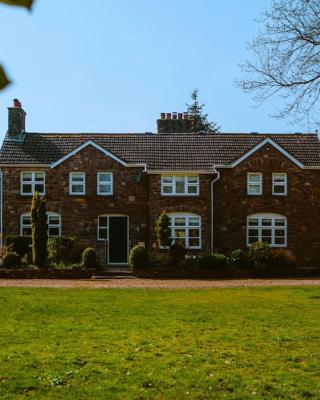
[211,168,220,252]
[0,170,3,253]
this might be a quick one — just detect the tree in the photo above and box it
[155,213,171,248]
[186,89,220,133]
[31,192,48,267]
[0,0,34,90]
[237,0,320,125]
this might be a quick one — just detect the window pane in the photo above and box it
[262,219,272,226]
[275,237,285,245]
[48,216,60,225]
[189,238,200,247]
[175,238,185,247]
[248,184,261,194]
[35,172,44,181]
[275,219,285,227]
[174,229,186,238]
[175,177,185,193]
[72,184,84,193]
[189,217,200,227]
[163,176,173,184]
[35,184,44,193]
[248,229,259,237]
[99,173,111,182]
[49,228,60,237]
[22,227,32,236]
[99,228,108,240]
[162,185,173,194]
[22,172,32,181]
[187,176,198,183]
[22,216,31,225]
[174,218,185,226]
[248,219,259,226]
[248,174,261,183]
[274,185,285,194]
[72,173,84,182]
[275,229,285,237]
[22,184,32,194]
[274,173,286,182]
[99,184,112,194]
[248,236,258,244]
[189,229,200,238]
[99,217,108,228]
[188,185,198,194]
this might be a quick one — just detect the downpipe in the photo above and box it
[211,168,220,253]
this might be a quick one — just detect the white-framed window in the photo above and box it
[97,172,113,195]
[97,215,109,240]
[247,173,262,195]
[167,213,201,249]
[272,173,287,196]
[161,175,199,196]
[247,213,287,247]
[69,172,85,195]
[20,172,45,195]
[20,212,62,237]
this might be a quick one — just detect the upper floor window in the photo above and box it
[97,172,113,196]
[247,173,262,195]
[21,172,45,195]
[20,212,61,237]
[272,173,287,196]
[161,175,199,196]
[247,213,287,247]
[69,172,85,195]
[168,213,201,249]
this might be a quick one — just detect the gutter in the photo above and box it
[211,168,220,252]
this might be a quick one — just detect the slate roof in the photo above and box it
[0,132,319,171]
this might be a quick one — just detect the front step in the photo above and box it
[92,267,134,280]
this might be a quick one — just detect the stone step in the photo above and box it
[92,275,136,280]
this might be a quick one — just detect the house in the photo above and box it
[0,99,320,267]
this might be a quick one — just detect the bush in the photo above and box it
[81,248,97,269]
[68,241,88,264]
[248,241,274,271]
[2,252,21,269]
[48,237,75,264]
[230,249,251,269]
[149,252,170,270]
[129,245,149,271]
[198,252,228,269]
[168,243,186,267]
[5,236,31,258]
[273,249,297,270]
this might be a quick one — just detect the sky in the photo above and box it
[0,0,310,140]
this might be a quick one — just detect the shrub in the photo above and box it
[181,253,200,269]
[31,192,48,268]
[68,241,88,264]
[81,247,97,269]
[273,249,297,270]
[129,245,149,271]
[168,243,186,267]
[5,236,31,258]
[48,237,75,264]
[230,249,250,269]
[198,252,228,269]
[248,241,273,271]
[149,252,170,270]
[2,252,21,269]
[155,213,171,248]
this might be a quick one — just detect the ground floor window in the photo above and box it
[247,213,287,247]
[20,212,62,237]
[97,216,109,240]
[168,213,201,249]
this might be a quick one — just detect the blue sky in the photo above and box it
[0,0,309,139]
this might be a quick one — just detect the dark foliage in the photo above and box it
[5,235,31,258]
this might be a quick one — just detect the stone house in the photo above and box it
[0,100,320,267]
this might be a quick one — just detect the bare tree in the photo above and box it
[237,0,320,126]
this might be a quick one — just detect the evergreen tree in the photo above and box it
[186,89,220,133]
[155,213,171,248]
[31,192,48,268]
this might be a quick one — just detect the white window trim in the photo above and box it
[246,213,287,248]
[20,212,62,237]
[20,171,46,196]
[272,173,288,196]
[97,215,109,241]
[167,212,202,249]
[69,172,86,195]
[161,175,200,196]
[97,172,113,196]
[247,172,263,196]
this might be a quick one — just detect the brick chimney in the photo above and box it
[157,112,193,133]
[8,99,26,138]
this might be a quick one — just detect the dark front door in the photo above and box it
[108,216,128,264]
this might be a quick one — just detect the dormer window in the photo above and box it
[161,175,199,196]
[69,172,85,195]
[21,172,45,195]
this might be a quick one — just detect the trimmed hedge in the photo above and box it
[82,248,97,269]
[48,236,75,264]
[129,245,149,271]
[5,236,31,258]
[2,252,21,269]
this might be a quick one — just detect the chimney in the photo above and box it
[8,98,26,138]
[157,112,193,133]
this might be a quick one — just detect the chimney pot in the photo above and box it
[13,98,22,108]
[183,112,189,120]
[172,112,178,120]
[178,113,183,120]
[160,112,165,120]
[166,113,172,120]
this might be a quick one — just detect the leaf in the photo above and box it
[0,65,10,91]
[0,0,33,9]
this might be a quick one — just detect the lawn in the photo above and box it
[0,287,320,399]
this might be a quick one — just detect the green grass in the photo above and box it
[0,287,320,399]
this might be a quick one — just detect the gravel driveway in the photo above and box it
[0,278,320,289]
